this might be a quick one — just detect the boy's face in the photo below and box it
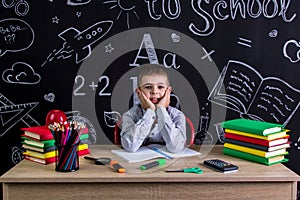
[139,74,169,104]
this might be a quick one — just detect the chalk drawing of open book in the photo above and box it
[208,60,300,127]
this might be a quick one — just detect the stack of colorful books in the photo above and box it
[21,126,56,164]
[78,128,91,155]
[221,118,290,165]
[21,126,90,165]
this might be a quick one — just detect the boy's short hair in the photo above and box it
[138,64,169,86]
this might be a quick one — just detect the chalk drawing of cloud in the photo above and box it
[283,39,300,63]
[2,62,41,84]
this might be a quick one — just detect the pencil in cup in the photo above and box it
[55,142,79,172]
[48,121,86,172]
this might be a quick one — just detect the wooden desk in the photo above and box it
[1,145,299,200]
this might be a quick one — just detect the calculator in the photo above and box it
[203,159,239,173]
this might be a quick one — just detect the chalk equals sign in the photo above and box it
[237,37,252,48]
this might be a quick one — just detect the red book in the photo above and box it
[21,126,53,141]
[24,155,56,165]
[225,132,289,147]
[78,148,90,156]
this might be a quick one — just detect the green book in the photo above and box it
[22,137,55,148]
[22,143,56,153]
[80,133,89,140]
[223,147,288,165]
[221,118,283,135]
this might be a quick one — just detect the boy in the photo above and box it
[120,64,187,153]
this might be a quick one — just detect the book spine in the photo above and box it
[21,126,54,140]
[225,132,269,146]
[224,143,287,158]
[22,144,56,153]
[224,143,267,157]
[222,119,283,135]
[24,150,57,159]
[223,125,263,135]
[79,143,89,151]
[225,133,290,147]
[224,138,268,151]
[223,147,268,164]
[80,133,89,140]
[22,136,55,148]
[25,155,56,164]
[223,148,288,165]
[225,129,287,140]
[78,148,90,156]
[224,129,267,139]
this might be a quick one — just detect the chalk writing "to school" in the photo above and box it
[190,0,296,36]
[145,0,296,37]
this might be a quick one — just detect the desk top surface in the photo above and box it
[1,145,299,183]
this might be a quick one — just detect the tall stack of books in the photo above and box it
[21,126,56,164]
[221,118,290,165]
[21,126,90,165]
[78,127,91,155]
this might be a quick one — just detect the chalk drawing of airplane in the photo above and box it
[58,20,113,63]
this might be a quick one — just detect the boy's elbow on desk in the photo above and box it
[124,147,139,153]
[166,143,185,154]
[120,140,139,153]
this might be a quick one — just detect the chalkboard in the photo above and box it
[1,0,300,196]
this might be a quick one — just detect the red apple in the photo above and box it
[45,109,67,125]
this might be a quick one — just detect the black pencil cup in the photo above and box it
[55,142,79,172]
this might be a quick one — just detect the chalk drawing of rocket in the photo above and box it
[42,20,113,66]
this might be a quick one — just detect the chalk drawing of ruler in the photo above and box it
[0,93,40,137]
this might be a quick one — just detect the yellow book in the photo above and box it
[79,143,88,151]
[24,144,88,159]
[224,143,288,158]
[225,129,288,141]
[24,150,57,159]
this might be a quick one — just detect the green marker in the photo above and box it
[140,159,166,170]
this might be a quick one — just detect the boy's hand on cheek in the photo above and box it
[136,88,155,110]
[156,87,171,109]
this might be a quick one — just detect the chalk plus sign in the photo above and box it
[89,81,98,91]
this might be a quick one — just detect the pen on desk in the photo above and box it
[165,167,203,174]
[151,147,173,160]
[140,159,166,170]
[110,160,126,173]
